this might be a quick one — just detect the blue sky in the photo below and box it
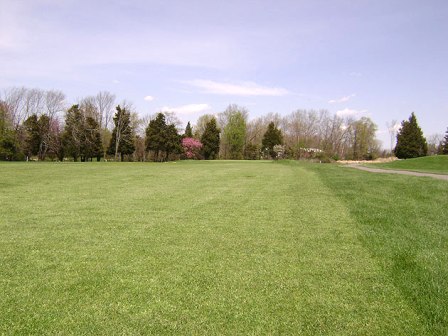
[1,0,447,148]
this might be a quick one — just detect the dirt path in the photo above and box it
[346,164,448,181]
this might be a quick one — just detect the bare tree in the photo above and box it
[95,91,115,130]
[386,120,399,154]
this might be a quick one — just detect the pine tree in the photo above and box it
[108,105,135,161]
[145,113,167,161]
[184,121,193,138]
[262,122,283,159]
[63,105,84,161]
[394,112,427,159]
[164,124,182,161]
[84,117,102,161]
[201,118,220,160]
[442,127,448,155]
[23,114,40,158]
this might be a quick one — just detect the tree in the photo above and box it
[350,117,378,160]
[145,112,182,161]
[262,121,283,159]
[394,112,427,159]
[244,143,260,160]
[23,114,40,159]
[63,105,84,161]
[184,121,193,138]
[84,117,102,161]
[194,114,214,139]
[108,105,135,161]
[164,124,182,161]
[182,137,203,159]
[0,102,18,160]
[221,106,247,159]
[145,113,167,161]
[200,118,220,160]
[442,128,448,155]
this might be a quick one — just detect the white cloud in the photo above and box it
[112,79,120,84]
[144,95,154,101]
[336,108,368,117]
[184,79,289,96]
[329,94,356,104]
[161,103,211,115]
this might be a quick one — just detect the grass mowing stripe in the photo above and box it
[0,161,435,334]
[312,162,448,335]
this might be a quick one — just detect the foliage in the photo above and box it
[200,117,220,160]
[84,117,102,161]
[222,107,246,159]
[244,143,260,160]
[0,105,18,160]
[272,144,285,160]
[394,112,428,159]
[442,128,448,154]
[350,117,378,160]
[145,112,181,161]
[184,121,193,138]
[108,105,135,161]
[145,113,167,161]
[63,105,103,161]
[62,105,84,161]
[262,122,283,159]
[182,137,203,159]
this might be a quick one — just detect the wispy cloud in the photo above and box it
[112,79,120,84]
[184,79,290,96]
[161,103,211,115]
[336,108,368,117]
[144,95,154,101]
[329,94,356,104]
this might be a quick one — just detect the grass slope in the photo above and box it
[367,155,448,175]
[0,161,447,334]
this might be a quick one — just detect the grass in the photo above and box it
[366,155,448,175]
[0,160,447,334]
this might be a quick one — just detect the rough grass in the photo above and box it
[367,155,448,174]
[0,161,447,334]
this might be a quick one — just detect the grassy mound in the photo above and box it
[368,155,448,174]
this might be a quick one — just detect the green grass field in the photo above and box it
[367,155,448,175]
[1,161,447,334]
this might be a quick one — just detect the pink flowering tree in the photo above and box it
[182,137,203,159]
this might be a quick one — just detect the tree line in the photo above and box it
[1,87,446,162]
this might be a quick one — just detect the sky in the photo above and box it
[1,0,447,148]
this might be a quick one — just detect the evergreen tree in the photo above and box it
[108,105,135,161]
[0,104,18,160]
[164,124,182,160]
[145,113,182,161]
[145,113,167,161]
[184,121,193,138]
[262,122,283,158]
[63,105,84,161]
[84,117,102,161]
[442,127,448,155]
[23,114,40,158]
[394,112,428,159]
[201,118,220,160]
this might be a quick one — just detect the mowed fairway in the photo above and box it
[1,161,447,334]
